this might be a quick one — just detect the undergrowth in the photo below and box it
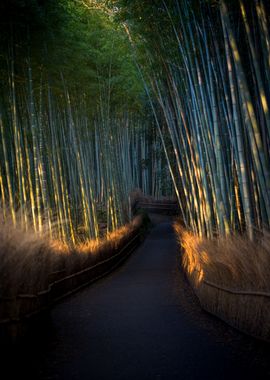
[0,213,143,298]
[174,222,270,292]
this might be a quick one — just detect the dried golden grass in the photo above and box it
[0,215,54,297]
[174,222,270,292]
[0,213,142,298]
[174,222,270,341]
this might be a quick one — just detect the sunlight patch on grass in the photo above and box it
[0,211,143,298]
[174,222,270,291]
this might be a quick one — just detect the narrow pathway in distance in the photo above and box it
[3,221,270,379]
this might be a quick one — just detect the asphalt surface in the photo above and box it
[2,219,270,379]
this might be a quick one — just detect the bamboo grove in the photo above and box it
[1,0,270,243]
[0,67,173,242]
[0,1,174,244]
[116,0,270,239]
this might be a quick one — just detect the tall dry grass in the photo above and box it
[174,222,270,292]
[0,212,143,299]
[174,221,270,341]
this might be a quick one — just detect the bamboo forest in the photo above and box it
[1,1,270,379]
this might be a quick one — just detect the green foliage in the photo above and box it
[0,0,144,114]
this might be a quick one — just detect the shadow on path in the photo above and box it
[2,222,270,379]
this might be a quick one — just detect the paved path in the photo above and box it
[3,222,270,379]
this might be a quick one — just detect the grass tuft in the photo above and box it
[174,222,270,291]
[0,212,143,299]
[174,221,270,341]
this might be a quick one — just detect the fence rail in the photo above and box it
[132,199,179,215]
[0,229,143,341]
[186,269,270,342]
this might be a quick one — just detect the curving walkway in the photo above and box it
[3,222,270,379]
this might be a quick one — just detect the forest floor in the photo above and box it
[1,215,270,379]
